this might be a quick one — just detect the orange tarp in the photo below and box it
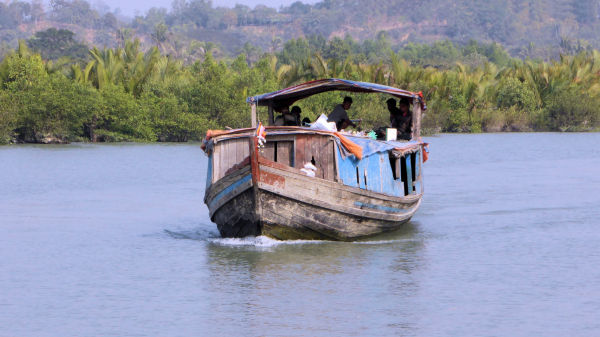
[205,129,234,140]
[334,132,363,160]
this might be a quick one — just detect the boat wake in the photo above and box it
[163,228,324,247]
[208,235,326,247]
[164,228,413,248]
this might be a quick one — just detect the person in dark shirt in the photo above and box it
[328,96,356,131]
[288,106,302,126]
[388,97,412,140]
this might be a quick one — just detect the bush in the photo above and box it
[496,77,538,112]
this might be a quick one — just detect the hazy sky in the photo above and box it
[95,0,319,16]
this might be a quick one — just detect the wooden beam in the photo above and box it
[268,105,274,125]
[251,103,257,128]
[412,97,422,139]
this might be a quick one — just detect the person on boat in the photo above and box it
[288,106,302,126]
[274,106,294,126]
[328,96,357,131]
[390,97,412,140]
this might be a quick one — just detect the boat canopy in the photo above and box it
[247,78,421,109]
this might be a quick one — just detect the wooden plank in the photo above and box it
[205,165,252,202]
[295,135,306,168]
[260,164,420,212]
[232,138,239,165]
[265,135,295,142]
[333,142,340,182]
[268,105,274,125]
[412,98,421,139]
[310,135,321,178]
[223,140,232,176]
[213,143,221,181]
[238,138,250,164]
[277,141,293,167]
[263,141,275,162]
[322,138,334,181]
[208,176,253,217]
[257,182,418,223]
[251,104,257,128]
[221,142,229,181]
[258,156,422,203]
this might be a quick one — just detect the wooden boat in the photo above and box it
[203,79,427,241]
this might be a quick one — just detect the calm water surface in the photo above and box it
[1,133,599,336]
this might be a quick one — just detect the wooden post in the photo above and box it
[412,97,422,139]
[268,105,274,126]
[251,103,257,128]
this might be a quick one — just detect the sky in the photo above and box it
[93,0,319,17]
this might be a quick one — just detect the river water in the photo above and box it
[1,133,599,337]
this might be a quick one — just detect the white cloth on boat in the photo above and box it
[310,114,337,132]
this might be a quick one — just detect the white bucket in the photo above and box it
[386,128,397,141]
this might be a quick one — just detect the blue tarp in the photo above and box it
[345,136,420,158]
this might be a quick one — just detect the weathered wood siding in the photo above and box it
[258,134,335,181]
[212,137,250,182]
[261,138,294,167]
[294,134,335,180]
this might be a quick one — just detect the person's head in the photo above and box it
[386,98,396,110]
[291,106,301,116]
[399,98,410,114]
[342,96,353,110]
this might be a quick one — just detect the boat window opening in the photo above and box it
[274,142,278,162]
[400,155,409,196]
[364,169,368,188]
[389,156,398,180]
[356,166,360,186]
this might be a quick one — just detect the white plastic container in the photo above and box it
[386,128,397,141]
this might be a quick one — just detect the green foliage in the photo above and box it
[496,77,538,112]
[543,89,600,131]
[1,35,600,144]
[0,91,16,144]
[27,28,89,62]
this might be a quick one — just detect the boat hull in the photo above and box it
[206,158,421,241]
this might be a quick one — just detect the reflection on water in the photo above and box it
[202,222,425,337]
[2,133,600,336]
[160,222,426,336]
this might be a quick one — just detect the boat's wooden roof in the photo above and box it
[247,78,423,108]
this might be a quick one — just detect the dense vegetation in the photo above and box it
[1,35,599,144]
[0,0,599,143]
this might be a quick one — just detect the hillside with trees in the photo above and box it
[1,0,600,61]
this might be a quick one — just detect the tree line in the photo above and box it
[0,37,599,144]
